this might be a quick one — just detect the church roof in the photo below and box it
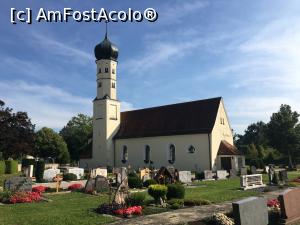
[217,140,242,155]
[114,97,222,139]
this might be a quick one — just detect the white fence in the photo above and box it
[240,174,266,190]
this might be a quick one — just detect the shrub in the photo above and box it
[128,171,138,178]
[5,160,18,174]
[21,158,35,168]
[32,186,47,193]
[195,171,205,180]
[63,173,77,181]
[0,161,5,175]
[126,192,146,206]
[148,184,167,202]
[184,199,211,206]
[128,177,143,189]
[143,179,157,188]
[167,198,184,209]
[35,160,45,183]
[166,184,185,200]
[0,191,12,203]
[68,183,83,191]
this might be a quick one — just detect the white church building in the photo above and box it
[79,32,245,172]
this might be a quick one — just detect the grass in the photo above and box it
[0,192,115,225]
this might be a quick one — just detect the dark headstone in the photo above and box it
[85,178,95,192]
[95,175,110,192]
[279,170,288,183]
[250,166,257,174]
[240,167,247,176]
[278,188,300,225]
[4,177,32,192]
[233,197,268,225]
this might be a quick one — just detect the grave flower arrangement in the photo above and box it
[32,186,47,193]
[9,191,41,204]
[113,206,143,217]
[267,199,280,210]
[68,183,83,191]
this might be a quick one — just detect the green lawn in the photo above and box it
[0,192,115,225]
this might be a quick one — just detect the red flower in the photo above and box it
[68,183,83,191]
[267,199,280,208]
[32,186,47,193]
[9,192,41,204]
[113,206,142,216]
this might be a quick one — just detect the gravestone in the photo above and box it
[113,167,127,184]
[66,167,84,179]
[268,165,276,185]
[85,178,95,192]
[264,166,269,174]
[23,165,34,178]
[232,197,268,225]
[278,188,300,225]
[154,167,175,184]
[250,166,257,174]
[178,171,192,183]
[95,175,110,192]
[279,170,288,183]
[204,170,214,180]
[90,167,107,178]
[230,168,238,178]
[4,177,32,192]
[240,167,247,176]
[142,174,150,182]
[140,168,151,180]
[216,170,228,180]
[113,177,129,205]
[43,169,60,182]
[240,174,265,190]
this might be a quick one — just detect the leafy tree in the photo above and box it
[246,143,258,160]
[60,114,92,162]
[267,104,300,168]
[0,100,35,159]
[34,127,70,163]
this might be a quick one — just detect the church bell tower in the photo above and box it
[92,29,120,167]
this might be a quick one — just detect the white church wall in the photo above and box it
[115,133,210,171]
[211,99,234,170]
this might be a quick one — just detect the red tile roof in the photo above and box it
[114,97,222,139]
[217,140,242,155]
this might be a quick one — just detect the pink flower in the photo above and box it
[68,183,83,191]
[32,186,47,193]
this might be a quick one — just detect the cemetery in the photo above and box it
[1,160,300,225]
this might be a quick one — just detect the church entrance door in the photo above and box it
[220,157,232,171]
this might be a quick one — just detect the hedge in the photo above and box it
[126,192,146,206]
[35,160,45,183]
[0,161,5,175]
[166,184,185,200]
[143,179,157,188]
[63,173,77,181]
[128,176,143,189]
[148,184,168,202]
[5,160,18,174]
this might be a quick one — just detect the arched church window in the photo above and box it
[188,145,195,153]
[144,145,150,163]
[105,68,109,73]
[98,82,102,88]
[112,82,115,88]
[121,145,128,164]
[168,144,176,164]
[112,69,115,74]
[98,68,101,73]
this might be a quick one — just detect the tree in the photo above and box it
[0,100,35,159]
[267,104,300,168]
[60,114,92,162]
[34,127,70,163]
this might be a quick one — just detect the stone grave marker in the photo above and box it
[240,174,265,190]
[178,171,192,183]
[142,174,150,182]
[278,170,288,183]
[204,170,214,180]
[278,188,300,225]
[216,170,228,179]
[43,168,60,182]
[95,175,110,192]
[66,167,84,179]
[113,177,129,205]
[140,168,150,180]
[250,166,257,174]
[240,167,247,176]
[85,178,95,193]
[268,165,276,185]
[90,167,107,178]
[23,165,34,178]
[264,166,269,174]
[4,177,32,192]
[232,197,268,225]
[113,167,127,184]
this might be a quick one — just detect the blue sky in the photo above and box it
[1,0,300,134]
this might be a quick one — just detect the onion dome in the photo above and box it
[94,33,118,61]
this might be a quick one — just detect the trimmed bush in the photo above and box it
[63,173,77,181]
[195,171,205,180]
[0,161,5,175]
[184,199,211,206]
[126,192,146,206]
[35,160,45,183]
[21,158,35,168]
[167,184,185,200]
[128,176,143,189]
[143,179,157,188]
[148,184,167,202]
[5,160,18,174]
[128,171,138,178]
